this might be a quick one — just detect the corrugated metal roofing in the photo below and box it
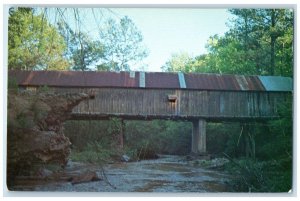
[9,70,140,88]
[184,74,266,91]
[258,76,293,91]
[8,70,293,92]
[145,72,180,88]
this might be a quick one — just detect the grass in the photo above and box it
[70,141,119,164]
[224,158,292,192]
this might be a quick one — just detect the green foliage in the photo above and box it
[162,9,293,77]
[225,158,292,192]
[64,120,113,151]
[57,22,104,71]
[98,16,149,71]
[8,7,70,70]
[37,85,50,93]
[64,119,192,163]
[161,52,193,72]
[223,95,293,192]
[70,141,117,164]
[15,111,34,129]
[125,120,191,155]
[206,123,240,156]
[257,95,293,160]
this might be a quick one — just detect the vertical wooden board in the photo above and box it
[114,89,118,113]
[156,90,161,115]
[249,92,253,117]
[99,88,104,113]
[202,91,208,116]
[148,90,152,115]
[119,89,123,113]
[201,91,205,116]
[265,93,271,116]
[111,89,114,113]
[97,88,102,113]
[159,90,165,114]
[219,92,224,116]
[187,91,192,115]
[127,89,132,114]
[231,92,237,117]
[97,88,103,113]
[250,92,254,117]
[104,89,110,113]
[241,92,247,117]
[220,92,226,117]
[163,91,167,114]
[139,90,144,114]
[186,90,191,115]
[235,92,239,116]
[158,90,164,114]
[154,90,158,115]
[116,89,120,113]
[178,90,183,115]
[191,91,196,115]
[208,91,213,117]
[101,89,107,113]
[207,91,212,116]
[212,92,218,116]
[260,93,266,116]
[180,91,187,116]
[195,91,200,116]
[244,92,248,117]
[197,91,202,116]
[142,89,146,114]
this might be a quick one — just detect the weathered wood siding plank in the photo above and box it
[51,87,287,120]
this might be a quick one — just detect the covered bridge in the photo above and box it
[9,70,293,154]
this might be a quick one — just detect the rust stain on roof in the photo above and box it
[145,72,180,89]
[8,70,292,92]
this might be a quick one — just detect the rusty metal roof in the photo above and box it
[145,72,180,89]
[9,70,140,88]
[8,70,293,92]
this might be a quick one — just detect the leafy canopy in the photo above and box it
[162,9,293,77]
[98,16,148,71]
[8,8,69,70]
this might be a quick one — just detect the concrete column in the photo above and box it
[191,119,206,154]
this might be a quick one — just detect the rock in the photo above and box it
[35,168,53,178]
[190,157,229,169]
[7,90,94,188]
[70,171,102,185]
[121,154,131,162]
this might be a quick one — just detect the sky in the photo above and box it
[108,8,234,72]
[34,7,233,72]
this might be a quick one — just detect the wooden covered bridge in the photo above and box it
[9,70,293,154]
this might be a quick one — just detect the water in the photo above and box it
[12,155,233,192]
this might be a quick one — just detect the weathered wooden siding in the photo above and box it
[51,87,288,120]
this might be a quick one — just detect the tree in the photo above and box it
[58,22,104,71]
[188,9,293,77]
[161,52,193,72]
[98,16,148,71]
[8,7,69,70]
[227,8,293,76]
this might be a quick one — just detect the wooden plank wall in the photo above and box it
[52,87,288,119]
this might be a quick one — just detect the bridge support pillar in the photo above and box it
[191,119,206,154]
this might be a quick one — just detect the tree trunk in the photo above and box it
[270,9,276,75]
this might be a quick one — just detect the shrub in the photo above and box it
[70,141,117,164]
